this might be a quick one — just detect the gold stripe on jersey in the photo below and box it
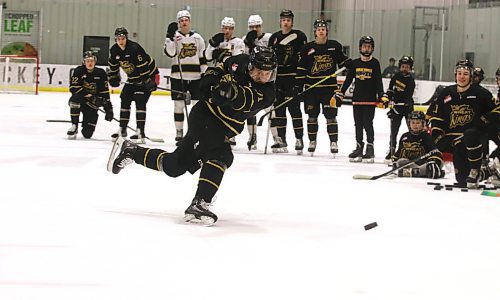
[144,149,151,167]
[207,160,226,173]
[157,152,167,171]
[206,102,239,135]
[199,178,219,189]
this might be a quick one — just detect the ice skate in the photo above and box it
[466,168,480,189]
[295,139,304,155]
[229,137,236,148]
[67,124,78,139]
[247,133,257,151]
[130,128,146,144]
[384,147,395,165]
[107,136,137,174]
[271,137,288,153]
[111,127,127,141]
[184,196,217,225]
[348,142,364,162]
[330,141,338,158]
[308,140,316,156]
[362,143,375,163]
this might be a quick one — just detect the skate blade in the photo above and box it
[67,134,77,140]
[331,153,336,158]
[130,137,145,144]
[184,214,215,226]
[362,158,375,163]
[107,136,124,173]
[296,150,303,155]
[349,157,362,162]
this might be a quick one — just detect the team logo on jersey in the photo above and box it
[449,104,474,129]
[83,82,97,94]
[311,55,333,75]
[444,95,452,103]
[466,95,476,99]
[395,80,407,92]
[179,43,197,59]
[355,68,373,80]
[119,61,135,75]
[400,141,424,159]
[308,48,315,55]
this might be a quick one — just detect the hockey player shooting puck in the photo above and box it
[364,222,378,230]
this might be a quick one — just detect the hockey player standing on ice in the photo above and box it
[67,51,114,139]
[107,46,277,225]
[296,19,350,156]
[384,56,416,164]
[428,60,500,188]
[107,27,159,144]
[164,10,207,143]
[268,9,307,154]
[241,14,276,150]
[339,36,384,163]
[391,111,444,178]
[204,16,245,147]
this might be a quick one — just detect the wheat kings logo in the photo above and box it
[311,55,333,75]
[395,80,406,92]
[400,141,425,159]
[179,43,197,59]
[355,68,373,80]
[119,61,135,75]
[449,104,474,129]
[83,82,97,94]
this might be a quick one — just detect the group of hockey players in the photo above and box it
[65,9,500,224]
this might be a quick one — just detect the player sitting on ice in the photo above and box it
[391,111,445,179]
[107,46,277,225]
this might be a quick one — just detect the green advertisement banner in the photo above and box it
[1,9,40,56]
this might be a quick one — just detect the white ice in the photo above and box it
[0,92,499,300]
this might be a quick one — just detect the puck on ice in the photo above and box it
[364,222,378,230]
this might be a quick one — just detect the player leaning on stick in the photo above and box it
[164,10,207,143]
[428,59,500,188]
[107,46,277,225]
[107,27,159,144]
[268,9,307,154]
[339,36,384,163]
[384,55,416,164]
[391,111,444,179]
[67,51,114,139]
[296,19,351,156]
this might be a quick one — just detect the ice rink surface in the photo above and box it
[1,92,499,300]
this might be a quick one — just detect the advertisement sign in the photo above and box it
[1,10,40,56]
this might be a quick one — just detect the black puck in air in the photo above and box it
[364,222,378,230]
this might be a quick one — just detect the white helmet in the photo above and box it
[177,10,191,20]
[221,17,236,28]
[248,15,263,27]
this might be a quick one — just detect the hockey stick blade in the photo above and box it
[352,174,375,180]
[279,33,297,45]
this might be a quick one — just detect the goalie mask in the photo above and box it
[248,46,277,83]
[359,35,375,57]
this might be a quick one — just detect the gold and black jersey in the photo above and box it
[108,40,158,84]
[268,29,307,81]
[395,131,443,166]
[296,40,349,93]
[429,84,499,138]
[386,71,415,105]
[203,54,275,137]
[341,57,384,104]
[69,65,109,99]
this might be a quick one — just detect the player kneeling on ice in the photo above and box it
[107,46,277,225]
[391,111,445,179]
[67,51,113,139]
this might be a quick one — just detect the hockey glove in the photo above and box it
[387,108,399,119]
[166,22,178,41]
[212,48,231,63]
[330,92,344,108]
[200,67,223,97]
[376,94,390,109]
[209,33,225,47]
[108,71,121,88]
[426,161,443,179]
[143,77,157,92]
[212,74,237,106]
[244,30,258,48]
[103,100,114,121]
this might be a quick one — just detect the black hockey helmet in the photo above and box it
[473,67,484,83]
[249,46,277,71]
[454,59,473,83]
[280,9,294,19]
[82,50,97,62]
[398,55,414,69]
[313,19,328,30]
[407,110,426,132]
[359,35,375,56]
[114,27,128,38]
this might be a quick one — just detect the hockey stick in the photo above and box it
[175,42,191,120]
[352,149,439,180]
[279,33,297,45]
[257,67,346,126]
[85,102,165,143]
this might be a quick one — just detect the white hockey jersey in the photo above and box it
[242,32,272,54]
[164,31,207,80]
[204,36,245,65]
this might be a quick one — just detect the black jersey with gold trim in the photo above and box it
[69,65,109,99]
[108,40,158,84]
